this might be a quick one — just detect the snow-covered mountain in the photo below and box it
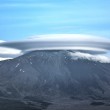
[0,50,110,101]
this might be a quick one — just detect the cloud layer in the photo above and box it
[69,52,110,63]
[0,47,22,61]
[0,34,110,62]
[0,41,22,61]
[28,34,110,42]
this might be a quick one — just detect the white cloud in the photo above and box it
[69,52,110,63]
[0,57,12,61]
[0,41,22,61]
[0,47,21,55]
[0,40,5,43]
[28,34,110,42]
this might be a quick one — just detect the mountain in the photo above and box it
[0,50,110,110]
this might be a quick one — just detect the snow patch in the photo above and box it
[16,63,20,67]
[19,69,25,72]
[30,62,32,64]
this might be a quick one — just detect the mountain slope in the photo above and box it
[0,50,110,101]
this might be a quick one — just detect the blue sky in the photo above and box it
[0,0,110,41]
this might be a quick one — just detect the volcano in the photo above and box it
[0,50,110,110]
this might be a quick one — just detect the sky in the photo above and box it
[0,0,110,41]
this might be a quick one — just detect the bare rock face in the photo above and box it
[0,50,110,101]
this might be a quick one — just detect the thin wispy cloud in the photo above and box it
[28,34,110,42]
[0,3,52,8]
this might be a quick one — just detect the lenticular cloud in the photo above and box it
[0,34,110,62]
